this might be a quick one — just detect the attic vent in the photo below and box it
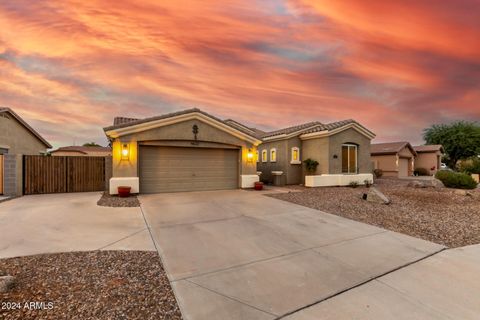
[0,113,10,119]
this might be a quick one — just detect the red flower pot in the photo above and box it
[254,181,264,190]
[118,186,131,197]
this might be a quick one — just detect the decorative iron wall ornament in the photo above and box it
[191,124,199,145]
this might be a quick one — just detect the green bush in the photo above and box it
[373,169,383,178]
[349,181,359,188]
[303,158,319,174]
[458,157,480,174]
[414,168,429,176]
[435,170,478,189]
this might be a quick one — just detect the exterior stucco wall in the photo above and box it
[111,119,257,181]
[302,136,330,175]
[415,151,441,175]
[286,136,303,184]
[0,116,48,155]
[398,146,415,159]
[256,140,288,184]
[372,154,398,176]
[256,137,303,185]
[328,128,372,174]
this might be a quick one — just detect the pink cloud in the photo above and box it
[0,0,478,147]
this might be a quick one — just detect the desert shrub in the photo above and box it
[349,181,359,188]
[414,168,429,176]
[364,179,372,188]
[303,158,319,174]
[435,170,477,189]
[373,169,383,178]
[458,157,480,174]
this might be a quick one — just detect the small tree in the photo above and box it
[303,158,319,174]
[423,121,480,169]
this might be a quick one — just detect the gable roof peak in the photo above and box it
[0,107,52,148]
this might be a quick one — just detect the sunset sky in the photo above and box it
[1,0,479,148]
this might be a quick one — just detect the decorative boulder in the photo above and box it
[426,178,445,188]
[365,187,390,205]
[407,179,445,189]
[407,181,425,188]
[454,189,473,197]
[0,275,15,293]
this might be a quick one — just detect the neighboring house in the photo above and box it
[0,107,52,195]
[256,120,376,185]
[50,146,112,157]
[371,142,417,177]
[104,108,376,194]
[0,107,51,155]
[413,145,444,175]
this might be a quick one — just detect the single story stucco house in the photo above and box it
[50,146,112,157]
[0,107,52,195]
[256,120,376,186]
[413,144,444,175]
[371,142,416,177]
[104,108,376,194]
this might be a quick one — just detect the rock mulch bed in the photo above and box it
[97,192,140,207]
[0,251,182,320]
[268,178,480,248]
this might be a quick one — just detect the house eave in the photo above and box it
[262,124,325,142]
[300,123,376,140]
[104,112,262,146]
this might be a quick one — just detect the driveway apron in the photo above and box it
[140,190,444,320]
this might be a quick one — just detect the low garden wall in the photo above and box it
[305,173,373,187]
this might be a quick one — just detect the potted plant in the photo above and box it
[303,158,319,174]
[117,186,131,197]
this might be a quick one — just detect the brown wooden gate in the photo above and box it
[24,156,105,195]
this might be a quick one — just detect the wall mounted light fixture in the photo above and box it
[247,148,254,162]
[121,143,129,160]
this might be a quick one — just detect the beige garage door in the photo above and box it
[398,158,409,177]
[139,146,239,193]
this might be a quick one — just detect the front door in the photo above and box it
[342,144,357,174]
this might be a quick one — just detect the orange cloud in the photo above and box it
[0,0,479,147]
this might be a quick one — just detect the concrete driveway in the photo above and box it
[140,190,444,320]
[0,192,155,259]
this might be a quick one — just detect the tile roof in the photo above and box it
[113,117,139,126]
[0,107,52,148]
[104,108,262,140]
[223,119,264,137]
[413,145,444,153]
[371,142,413,155]
[105,108,374,142]
[262,119,375,139]
[261,121,323,138]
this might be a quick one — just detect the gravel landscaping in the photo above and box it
[0,251,182,320]
[97,192,140,207]
[268,178,480,248]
